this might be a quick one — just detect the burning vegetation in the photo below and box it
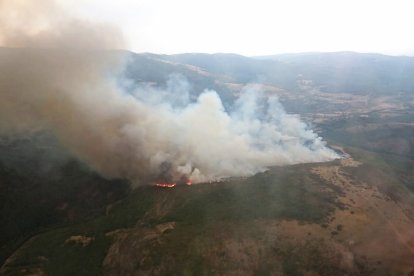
[154,183,177,188]
[154,176,192,188]
[154,162,193,188]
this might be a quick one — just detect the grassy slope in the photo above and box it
[321,113,414,194]
[3,128,414,275]
[1,187,154,275]
[1,164,343,275]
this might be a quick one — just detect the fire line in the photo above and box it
[155,183,176,188]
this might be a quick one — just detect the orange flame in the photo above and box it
[186,179,192,186]
[155,183,176,188]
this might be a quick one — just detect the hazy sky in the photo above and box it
[62,0,413,56]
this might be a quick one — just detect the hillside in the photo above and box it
[0,132,130,265]
[2,146,414,275]
[160,51,414,95]
[1,49,414,275]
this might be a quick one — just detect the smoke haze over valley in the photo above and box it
[0,0,338,184]
[2,1,414,275]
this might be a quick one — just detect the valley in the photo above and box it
[1,50,414,275]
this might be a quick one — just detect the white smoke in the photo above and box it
[0,0,339,185]
[128,78,338,183]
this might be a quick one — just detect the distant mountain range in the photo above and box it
[124,51,414,96]
[1,48,414,274]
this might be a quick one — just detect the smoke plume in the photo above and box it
[0,0,338,184]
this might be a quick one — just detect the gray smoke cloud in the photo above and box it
[0,0,339,185]
[130,79,339,182]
